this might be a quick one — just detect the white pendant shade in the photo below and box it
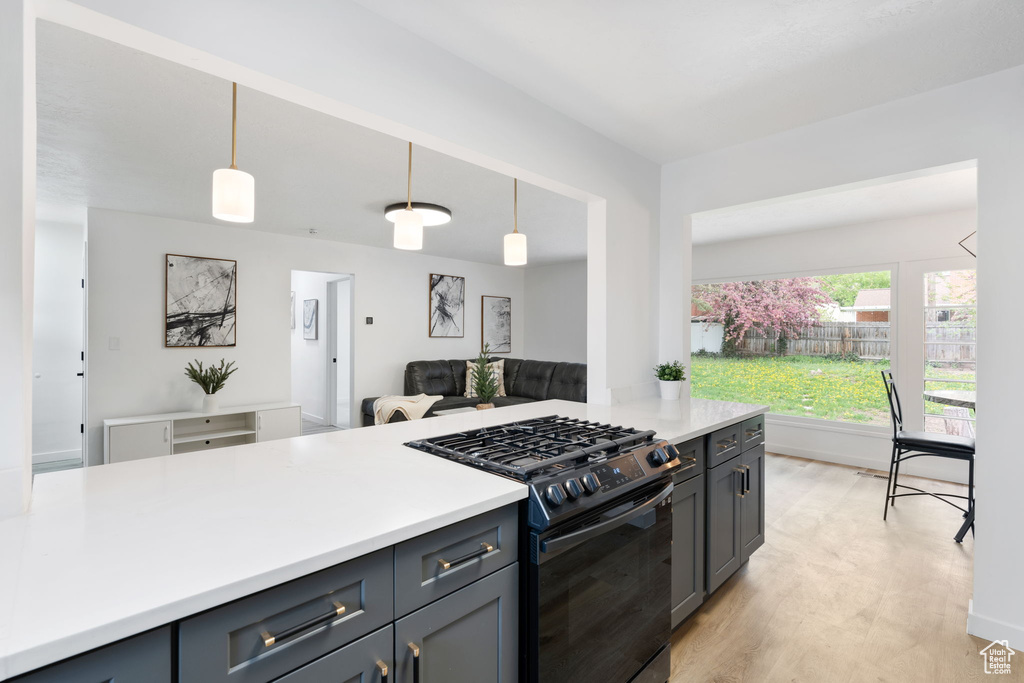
[394,208,424,250]
[212,167,255,223]
[504,231,528,266]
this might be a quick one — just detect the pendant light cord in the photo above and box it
[407,142,413,210]
[230,82,238,170]
[513,178,519,234]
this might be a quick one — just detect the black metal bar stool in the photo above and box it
[881,371,975,541]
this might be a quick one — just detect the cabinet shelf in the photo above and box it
[173,429,257,445]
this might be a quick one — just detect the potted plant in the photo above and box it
[471,344,500,410]
[185,359,237,413]
[654,360,686,401]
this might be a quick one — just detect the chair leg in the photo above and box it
[890,446,902,507]
[883,443,898,520]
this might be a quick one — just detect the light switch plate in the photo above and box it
[365,317,373,325]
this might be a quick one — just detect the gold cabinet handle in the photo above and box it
[437,542,494,571]
[376,659,389,682]
[260,600,345,647]
[734,467,745,497]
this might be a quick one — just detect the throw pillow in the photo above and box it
[465,359,507,398]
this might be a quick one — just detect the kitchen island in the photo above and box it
[0,396,766,681]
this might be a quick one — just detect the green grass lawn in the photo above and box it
[690,354,893,424]
[690,354,976,427]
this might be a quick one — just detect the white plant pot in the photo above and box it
[202,393,220,413]
[658,380,681,401]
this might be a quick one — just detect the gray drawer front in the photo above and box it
[671,436,704,483]
[395,504,518,618]
[179,548,393,683]
[11,627,170,683]
[274,625,393,683]
[740,415,765,452]
[706,423,743,468]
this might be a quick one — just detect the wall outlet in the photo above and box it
[365,317,373,325]
[108,336,120,350]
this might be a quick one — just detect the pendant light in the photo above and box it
[212,82,255,223]
[504,178,528,266]
[391,142,424,250]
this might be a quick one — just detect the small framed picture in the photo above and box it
[481,296,511,353]
[303,299,318,340]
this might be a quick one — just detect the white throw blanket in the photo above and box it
[373,394,443,426]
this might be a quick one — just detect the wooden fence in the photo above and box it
[734,322,975,362]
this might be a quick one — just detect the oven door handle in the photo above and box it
[540,482,672,555]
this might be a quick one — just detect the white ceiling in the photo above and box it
[35,22,588,267]
[354,0,1024,163]
[692,166,977,245]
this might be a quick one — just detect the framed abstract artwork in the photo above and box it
[165,254,237,347]
[429,273,465,338]
[481,295,511,353]
[303,299,319,340]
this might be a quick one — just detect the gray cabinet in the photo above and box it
[671,473,705,628]
[178,548,393,683]
[706,427,766,595]
[395,504,518,618]
[740,445,765,562]
[274,625,392,683]
[10,627,170,683]
[705,454,743,594]
[394,563,518,683]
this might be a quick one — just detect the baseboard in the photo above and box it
[32,449,83,465]
[968,599,1024,650]
[767,443,968,484]
[301,411,325,424]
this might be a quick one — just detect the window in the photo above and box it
[690,271,892,425]
[923,269,976,435]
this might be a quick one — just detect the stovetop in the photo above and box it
[406,415,692,529]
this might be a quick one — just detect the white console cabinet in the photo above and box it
[104,403,301,464]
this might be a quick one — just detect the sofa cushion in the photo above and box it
[404,360,459,396]
[492,396,534,408]
[548,362,587,402]
[497,357,523,390]
[449,359,468,396]
[512,360,557,400]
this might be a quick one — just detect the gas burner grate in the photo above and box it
[405,415,656,481]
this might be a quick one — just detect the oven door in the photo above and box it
[528,481,672,683]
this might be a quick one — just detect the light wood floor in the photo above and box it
[669,453,1007,682]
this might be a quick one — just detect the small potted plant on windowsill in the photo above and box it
[471,344,500,410]
[185,359,237,413]
[654,360,686,401]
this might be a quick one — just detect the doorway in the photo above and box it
[31,220,87,474]
[290,270,353,434]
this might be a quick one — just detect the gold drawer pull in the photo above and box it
[260,600,345,647]
[438,542,494,571]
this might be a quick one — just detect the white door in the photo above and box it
[107,421,171,463]
[257,407,301,442]
[326,277,353,429]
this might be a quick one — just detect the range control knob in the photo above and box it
[580,473,601,495]
[665,443,681,461]
[648,447,671,466]
[545,483,566,507]
[564,478,583,500]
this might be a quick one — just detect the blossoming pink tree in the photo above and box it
[693,279,831,354]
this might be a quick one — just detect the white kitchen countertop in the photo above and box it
[0,396,764,679]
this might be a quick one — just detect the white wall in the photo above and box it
[661,66,1024,647]
[692,209,975,282]
[0,0,35,518]
[290,271,335,424]
[523,260,586,363]
[32,220,84,462]
[87,208,525,463]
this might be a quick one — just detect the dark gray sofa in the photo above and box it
[361,357,587,426]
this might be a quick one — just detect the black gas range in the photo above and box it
[407,415,693,683]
